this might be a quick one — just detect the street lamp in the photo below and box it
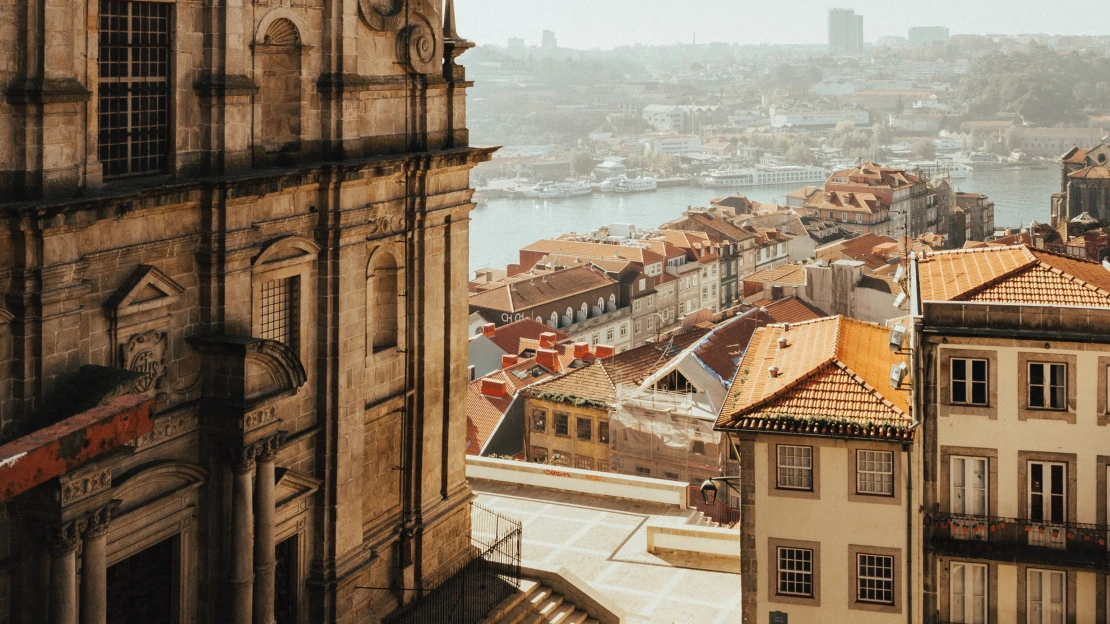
[700,476,742,506]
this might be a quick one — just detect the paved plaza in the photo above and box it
[472,479,743,624]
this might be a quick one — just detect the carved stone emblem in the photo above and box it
[61,468,113,505]
[132,413,199,450]
[124,330,167,398]
[358,0,403,31]
[241,404,279,432]
[397,13,441,76]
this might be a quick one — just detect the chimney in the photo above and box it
[480,378,507,399]
[768,365,780,379]
[539,332,558,348]
[573,342,589,358]
[777,337,788,349]
[536,348,559,371]
[482,323,496,338]
[501,354,518,368]
[595,344,616,358]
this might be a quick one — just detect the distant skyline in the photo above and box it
[455,1,1110,50]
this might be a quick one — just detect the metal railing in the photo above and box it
[383,505,523,624]
[925,512,1109,570]
[686,485,740,527]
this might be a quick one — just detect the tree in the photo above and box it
[570,150,596,177]
[871,121,894,147]
[911,140,937,161]
[785,143,815,165]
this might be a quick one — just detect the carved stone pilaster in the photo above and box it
[255,431,287,463]
[46,523,81,557]
[231,446,258,474]
[79,501,121,539]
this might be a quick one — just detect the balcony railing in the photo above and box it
[925,512,1109,570]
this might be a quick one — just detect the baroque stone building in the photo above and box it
[0,0,491,622]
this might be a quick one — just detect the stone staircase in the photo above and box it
[685,508,723,528]
[478,579,600,624]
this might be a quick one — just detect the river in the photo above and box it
[468,166,1061,273]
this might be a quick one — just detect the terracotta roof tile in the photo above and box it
[522,239,666,265]
[759,297,826,323]
[916,244,1110,306]
[468,265,616,313]
[466,360,555,455]
[485,319,570,355]
[717,316,912,439]
[694,311,775,380]
[744,264,807,286]
[1067,166,1110,179]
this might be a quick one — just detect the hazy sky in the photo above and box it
[454,1,1110,50]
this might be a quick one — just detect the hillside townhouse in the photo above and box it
[511,239,681,339]
[826,162,934,239]
[750,227,792,273]
[955,192,996,244]
[715,316,918,624]
[912,245,1110,624]
[661,210,762,307]
[656,230,723,314]
[468,265,634,352]
[802,189,894,237]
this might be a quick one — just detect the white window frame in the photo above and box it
[776,445,813,491]
[1027,461,1066,524]
[1028,362,1066,410]
[856,450,894,497]
[776,547,814,597]
[951,456,988,516]
[950,562,987,624]
[951,357,989,406]
[1026,569,1065,624]
[856,553,895,605]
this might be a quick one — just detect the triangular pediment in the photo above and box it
[274,467,321,510]
[105,265,185,318]
[1086,144,1110,167]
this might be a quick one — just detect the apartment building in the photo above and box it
[801,190,894,236]
[656,231,722,313]
[661,210,762,308]
[826,162,934,239]
[468,265,634,352]
[954,192,996,244]
[716,316,918,623]
[912,244,1110,623]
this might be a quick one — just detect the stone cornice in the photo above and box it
[2,146,498,225]
[193,74,260,97]
[5,78,91,105]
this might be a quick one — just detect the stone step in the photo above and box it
[543,603,577,623]
[519,593,565,624]
[497,585,554,624]
[477,580,541,624]
[551,608,589,624]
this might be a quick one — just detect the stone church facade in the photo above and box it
[0,0,491,622]
[1052,143,1110,224]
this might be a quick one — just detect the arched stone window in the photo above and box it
[367,249,402,355]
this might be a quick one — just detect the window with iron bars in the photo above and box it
[98,0,171,179]
[260,276,300,353]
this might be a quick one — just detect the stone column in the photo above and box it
[79,503,119,624]
[231,449,256,624]
[47,524,80,624]
[253,435,283,624]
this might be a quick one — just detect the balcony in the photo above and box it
[926,512,1109,570]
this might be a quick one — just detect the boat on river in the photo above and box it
[599,176,658,193]
[523,180,593,199]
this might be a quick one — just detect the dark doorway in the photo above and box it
[274,535,298,624]
[106,536,175,624]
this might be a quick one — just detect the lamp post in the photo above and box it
[699,476,742,506]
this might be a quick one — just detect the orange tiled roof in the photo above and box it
[744,264,807,286]
[523,329,710,405]
[468,265,616,313]
[758,297,826,323]
[1068,166,1110,179]
[694,310,775,380]
[1062,147,1091,164]
[484,319,570,355]
[915,245,1110,306]
[522,239,667,265]
[466,360,555,455]
[717,316,912,439]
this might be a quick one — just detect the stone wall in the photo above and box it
[0,0,491,622]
